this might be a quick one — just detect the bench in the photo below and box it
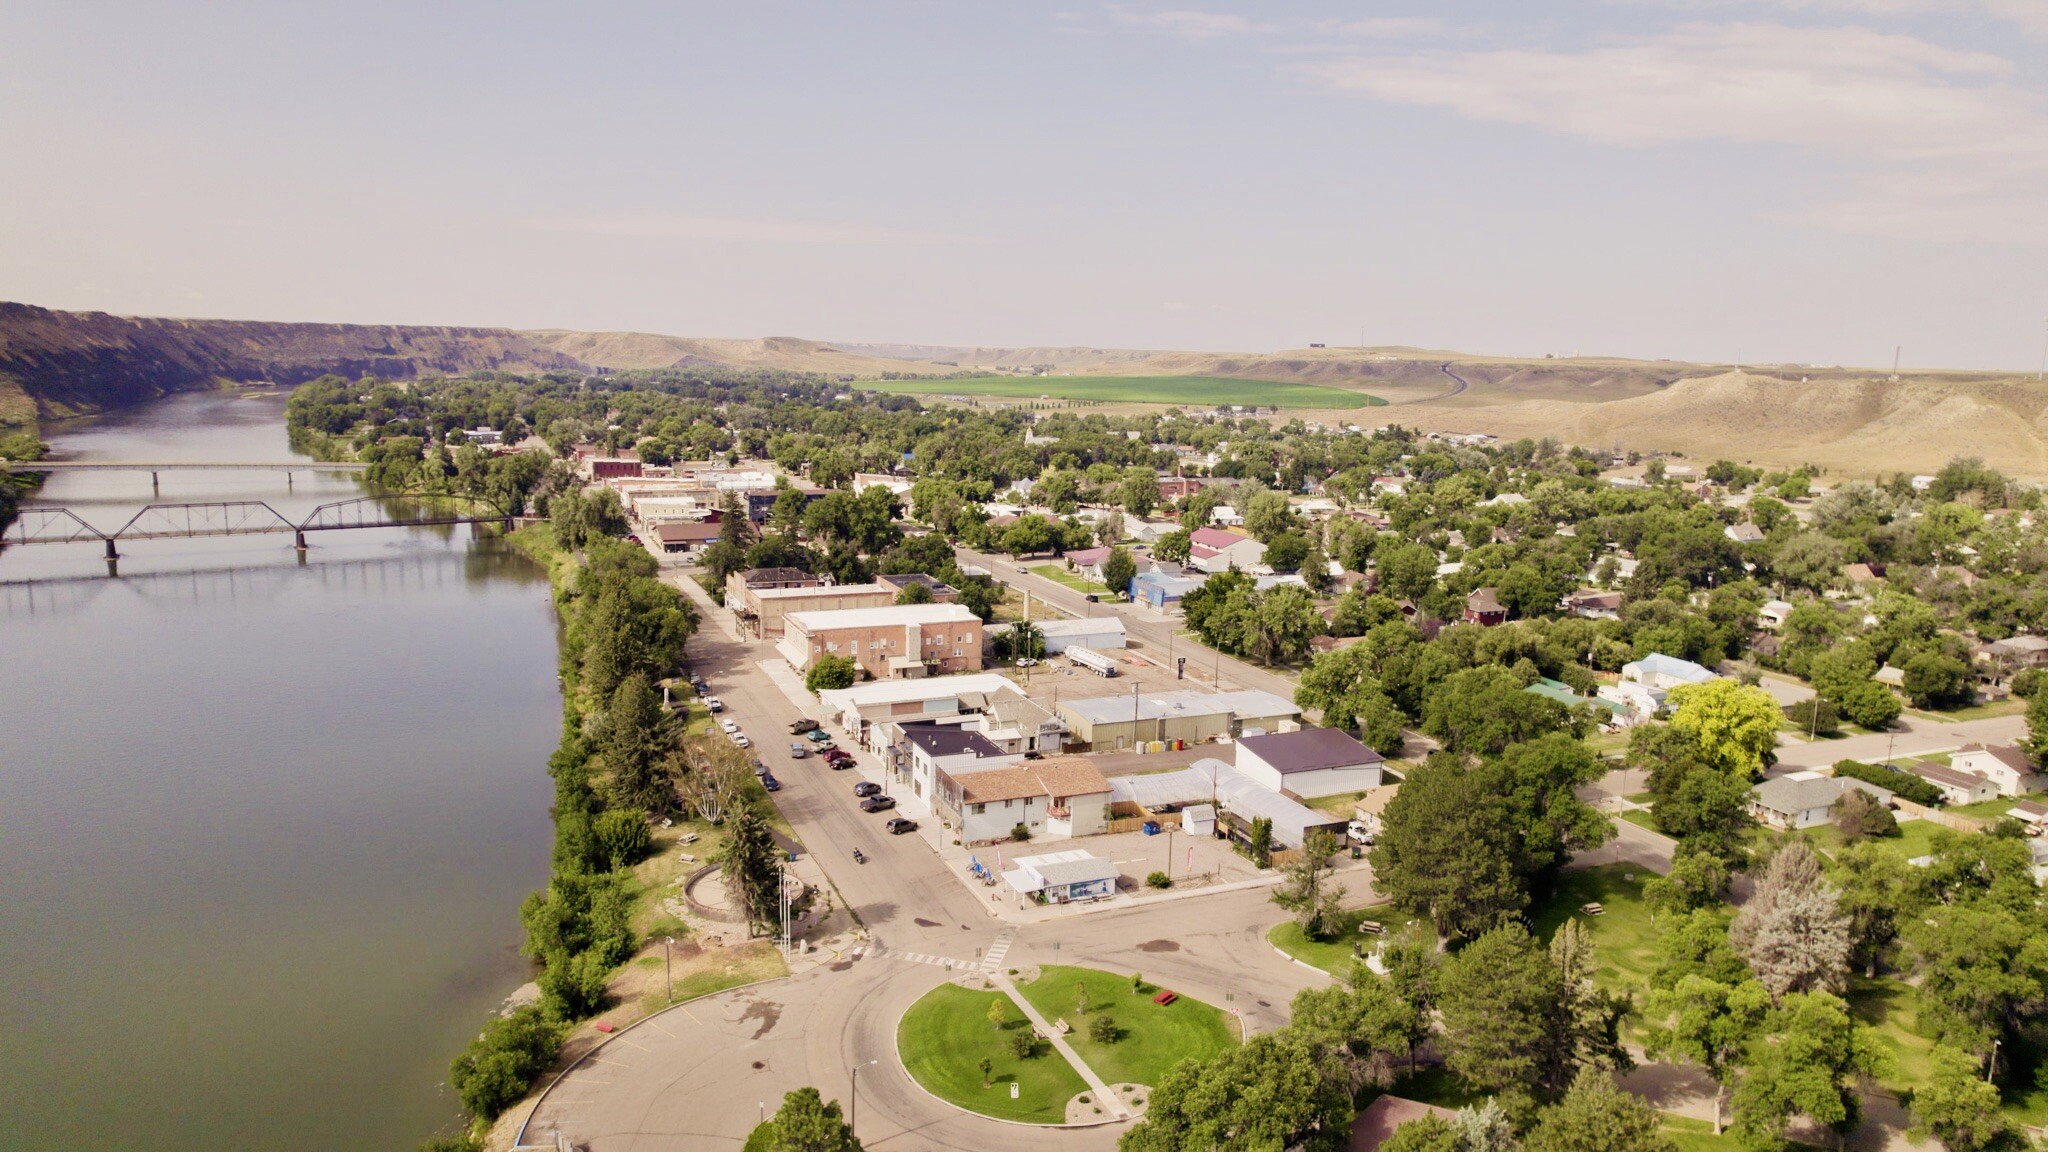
[1357,920,1385,935]
[1580,902,1605,917]
[1152,990,1178,1006]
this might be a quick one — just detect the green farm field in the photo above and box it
[867,375,1386,409]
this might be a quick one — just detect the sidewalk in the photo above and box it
[989,971,1133,1121]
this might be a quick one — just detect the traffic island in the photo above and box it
[896,965,1235,1126]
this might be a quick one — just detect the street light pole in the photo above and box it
[664,936,675,1003]
[850,1058,878,1134]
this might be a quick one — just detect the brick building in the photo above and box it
[777,603,985,679]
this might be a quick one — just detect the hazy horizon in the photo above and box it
[4,2,2045,371]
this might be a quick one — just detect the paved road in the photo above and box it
[521,566,1333,1149]
[1771,710,2027,772]
[955,546,1304,707]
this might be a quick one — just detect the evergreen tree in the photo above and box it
[1521,1070,1679,1152]
[1730,842,1851,1000]
[747,1086,864,1152]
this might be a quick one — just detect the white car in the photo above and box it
[705,696,724,713]
[732,733,751,749]
[718,718,738,734]
[1347,820,1374,845]
[1015,658,1038,667]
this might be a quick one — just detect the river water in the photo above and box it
[0,393,560,1150]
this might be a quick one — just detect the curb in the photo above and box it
[890,978,1139,1132]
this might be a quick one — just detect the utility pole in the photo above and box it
[850,1059,878,1135]
[664,936,675,1003]
[1890,345,1901,383]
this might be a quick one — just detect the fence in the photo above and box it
[1894,798,1990,833]
[1105,813,1182,836]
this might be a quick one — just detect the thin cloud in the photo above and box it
[1103,6,1268,38]
[1321,17,1447,38]
[536,213,981,246]
[1611,0,2048,38]
[1301,22,2048,241]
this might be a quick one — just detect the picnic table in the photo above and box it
[1152,990,1178,1006]
[1580,902,1605,916]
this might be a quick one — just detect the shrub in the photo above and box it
[1089,1014,1120,1044]
[1785,698,1840,737]
[804,655,857,694]
[1833,759,1942,807]
[1011,822,1032,842]
[2012,667,2046,698]
[1009,1029,1037,1058]
[1146,871,1172,889]
[448,1005,564,1120]
[1833,789,1899,841]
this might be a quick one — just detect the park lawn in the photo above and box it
[1620,808,1661,834]
[898,983,1088,1123]
[1268,906,1422,975]
[1842,974,1940,1095]
[868,375,1386,410]
[1030,563,1114,597]
[1530,865,1661,995]
[1018,965,1237,1088]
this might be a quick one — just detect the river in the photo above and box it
[0,392,560,1150]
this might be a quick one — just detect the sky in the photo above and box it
[2,1,2045,369]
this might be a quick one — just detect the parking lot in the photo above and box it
[1005,634,1213,706]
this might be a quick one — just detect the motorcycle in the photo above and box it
[852,847,866,864]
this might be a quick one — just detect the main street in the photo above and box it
[518,563,1332,1150]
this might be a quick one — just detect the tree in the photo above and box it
[1481,734,1615,884]
[1121,469,1160,518]
[1242,489,1298,542]
[1119,1032,1353,1152]
[1089,1013,1119,1044]
[1644,975,1770,1133]
[1730,992,1890,1150]
[1908,1046,2011,1152]
[1666,678,1782,780]
[805,654,858,693]
[978,1056,993,1088]
[1372,758,1525,942]
[1272,828,1347,939]
[2024,690,2048,762]
[1154,528,1192,565]
[1649,910,1752,991]
[988,997,1007,1030]
[1907,904,2048,1058]
[1247,816,1274,869]
[1730,842,1850,1000]
[747,1086,864,1152]
[1547,919,1634,1095]
[1246,585,1324,666]
[1635,726,1754,865]
[1834,842,1914,978]
[1645,850,1730,917]
[1287,974,1419,1092]
[1264,531,1310,574]
[895,580,933,605]
[1521,1070,1679,1152]
[1452,1099,1518,1152]
[1436,923,1555,1096]
[1423,665,1571,757]
[1376,539,1439,601]
[1377,1117,1462,1152]
[1902,650,1973,710]
[598,673,675,813]
[1831,788,1897,841]
[1101,547,1137,599]
[720,805,785,936]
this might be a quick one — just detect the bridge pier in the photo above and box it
[151,471,159,495]
[103,537,119,561]
[294,529,308,552]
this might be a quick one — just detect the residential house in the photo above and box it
[1109,758,1347,850]
[1001,849,1120,904]
[1233,727,1384,799]
[1597,679,1667,724]
[1562,589,1624,620]
[1209,504,1245,528]
[1622,652,1719,691]
[1843,562,1888,585]
[1982,635,2048,673]
[1062,546,1113,583]
[777,603,985,678]
[936,758,1113,844]
[1157,476,1207,502]
[1187,527,1264,574]
[1949,744,2042,796]
[1911,762,2001,806]
[1725,521,1767,544]
[1526,678,1628,726]
[1463,587,1509,626]
[2007,799,2048,830]
[1758,600,1795,630]
[1752,773,1894,830]
[1057,689,1300,752]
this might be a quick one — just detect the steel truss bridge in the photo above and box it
[4,495,514,560]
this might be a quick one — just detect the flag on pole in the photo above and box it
[1186,846,1195,874]
[996,846,1004,872]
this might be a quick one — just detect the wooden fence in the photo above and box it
[1895,798,1990,833]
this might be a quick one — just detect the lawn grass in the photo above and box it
[1620,808,1662,834]
[868,375,1386,409]
[1794,818,1950,863]
[1267,906,1422,975]
[1842,974,1940,1094]
[1307,790,1371,818]
[1016,965,1237,1088]
[1944,796,2026,821]
[1904,698,2024,723]
[668,941,786,1004]
[1030,563,1114,597]
[1530,864,1661,995]
[898,982,1089,1123]
[1660,1113,1824,1150]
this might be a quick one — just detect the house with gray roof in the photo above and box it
[1752,772,1894,830]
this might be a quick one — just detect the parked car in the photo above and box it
[718,718,738,734]
[885,817,919,835]
[705,696,724,713]
[827,754,854,771]
[787,742,809,758]
[859,795,897,813]
[823,749,854,765]
[732,733,751,749]
[1015,658,1037,667]
[752,758,768,776]
[761,774,781,792]
[1016,566,1028,574]
[853,781,882,797]
[1347,820,1374,845]
[805,729,833,743]
[810,740,838,754]
[789,718,820,734]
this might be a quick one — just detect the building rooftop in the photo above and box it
[1188,527,1253,549]
[753,581,886,601]
[817,673,1023,710]
[1913,762,1995,791]
[951,757,1111,804]
[1059,689,1300,726]
[1007,849,1119,887]
[875,571,959,594]
[785,603,981,631]
[901,722,1007,761]
[735,567,819,588]
[1753,774,1891,813]
[1958,743,2039,777]
[1631,652,1718,684]
[1237,727,1382,774]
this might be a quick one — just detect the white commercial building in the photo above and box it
[1234,727,1385,799]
